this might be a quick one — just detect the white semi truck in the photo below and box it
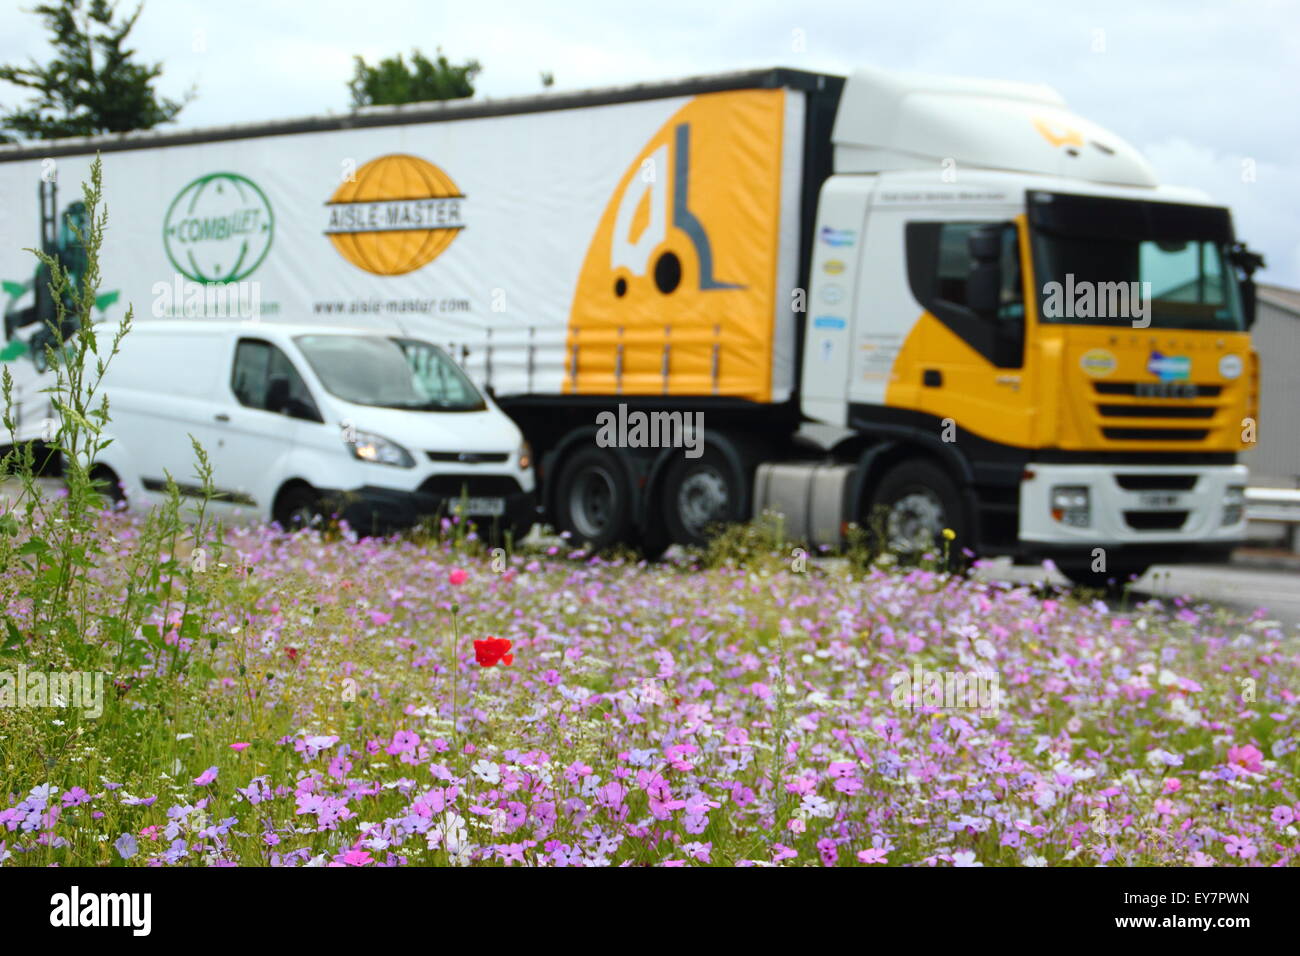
[0,66,1262,584]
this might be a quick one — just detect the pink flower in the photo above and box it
[1271,805,1295,828]
[857,848,889,864]
[369,611,393,626]
[194,767,218,786]
[1227,744,1264,774]
[1161,778,1181,793]
[229,742,250,752]
[339,848,373,866]
[448,568,467,587]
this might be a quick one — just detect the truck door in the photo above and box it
[900,219,1036,447]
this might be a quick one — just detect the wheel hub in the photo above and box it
[677,468,728,537]
[885,490,945,554]
[570,467,615,539]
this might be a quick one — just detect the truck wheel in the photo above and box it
[553,447,634,551]
[868,459,967,564]
[662,446,748,547]
[275,485,325,530]
[1059,564,1150,592]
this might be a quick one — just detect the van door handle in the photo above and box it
[922,369,943,387]
[214,413,230,422]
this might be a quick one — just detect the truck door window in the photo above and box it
[906,220,1025,369]
[232,339,323,422]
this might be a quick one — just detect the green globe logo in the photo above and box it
[163,172,274,283]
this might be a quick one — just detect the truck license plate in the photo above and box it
[1138,493,1181,509]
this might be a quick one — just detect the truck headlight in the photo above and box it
[1222,485,1245,526]
[349,430,414,468]
[1051,485,1091,527]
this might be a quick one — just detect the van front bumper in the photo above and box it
[323,483,538,537]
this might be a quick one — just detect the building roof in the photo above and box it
[1259,283,1300,317]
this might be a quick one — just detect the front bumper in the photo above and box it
[1018,462,1247,551]
[324,482,538,537]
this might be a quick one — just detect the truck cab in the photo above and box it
[793,67,1259,584]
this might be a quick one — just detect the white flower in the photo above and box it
[470,759,500,784]
[1022,854,1047,867]
[952,850,983,867]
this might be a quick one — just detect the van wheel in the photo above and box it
[89,465,125,511]
[662,445,748,547]
[868,459,967,565]
[553,447,634,551]
[275,486,325,530]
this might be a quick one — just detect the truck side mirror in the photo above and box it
[1227,242,1265,330]
[966,225,1005,316]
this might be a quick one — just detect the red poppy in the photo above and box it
[473,637,514,667]
[285,647,299,662]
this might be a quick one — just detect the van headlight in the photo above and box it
[349,430,414,468]
[517,440,533,471]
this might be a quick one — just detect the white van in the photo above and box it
[76,320,536,536]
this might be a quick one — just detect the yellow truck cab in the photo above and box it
[793,67,1260,584]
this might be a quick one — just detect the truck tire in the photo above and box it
[553,447,635,551]
[661,445,749,547]
[867,458,968,564]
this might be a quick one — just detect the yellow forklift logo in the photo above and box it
[565,90,786,399]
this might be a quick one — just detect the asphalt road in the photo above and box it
[975,555,1300,630]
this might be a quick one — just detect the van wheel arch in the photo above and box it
[272,480,324,529]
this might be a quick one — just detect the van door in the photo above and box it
[207,337,324,520]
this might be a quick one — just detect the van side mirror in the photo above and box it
[967,224,1006,316]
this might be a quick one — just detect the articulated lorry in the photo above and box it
[0,66,1262,584]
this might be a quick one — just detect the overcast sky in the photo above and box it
[2,0,1297,284]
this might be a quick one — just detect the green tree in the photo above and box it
[0,0,188,143]
[349,48,480,108]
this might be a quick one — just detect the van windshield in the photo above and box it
[293,335,486,411]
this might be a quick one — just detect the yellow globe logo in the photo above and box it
[324,154,465,275]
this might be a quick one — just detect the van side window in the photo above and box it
[905,220,1025,369]
[231,339,323,422]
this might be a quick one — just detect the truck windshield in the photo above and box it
[1029,193,1245,331]
[294,335,486,411]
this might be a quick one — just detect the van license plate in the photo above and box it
[458,497,506,517]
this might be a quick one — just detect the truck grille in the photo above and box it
[1094,382,1222,398]
[1123,510,1190,531]
[1102,427,1211,442]
[1097,404,1215,419]
[1114,474,1198,491]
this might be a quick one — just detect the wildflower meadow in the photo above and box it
[1,163,1297,872]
